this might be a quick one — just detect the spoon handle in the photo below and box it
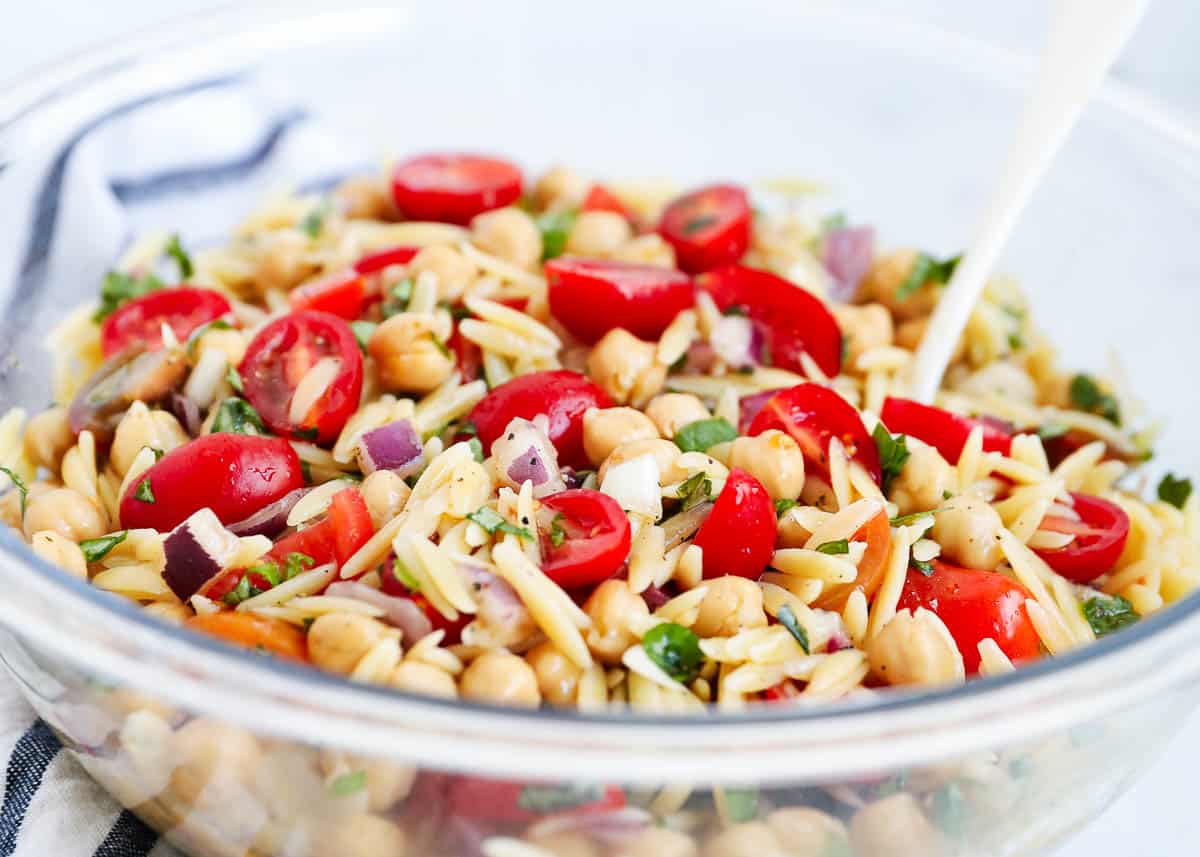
[907,0,1150,404]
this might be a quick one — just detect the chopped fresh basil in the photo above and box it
[468,436,484,462]
[537,209,577,260]
[548,513,567,548]
[285,552,315,580]
[872,423,910,493]
[815,539,849,555]
[890,509,940,527]
[1157,473,1193,510]
[164,233,194,279]
[720,787,759,823]
[329,770,367,797]
[225,365,244,394]
[212,398,266,436]
[911,558,935,576]
[1007,331,1025,351]
[300,199,332,239]
[78,531,127,563]
[895,252,961,301]
[391,560,420,592]
[517,783,603,813]
[382,278,414,318]
[93,270,164,322]
[459,420,478,437]
[0,467,29,519]
[776,604,810,653]
[642,621,704,683]
[1069,374,1120,425]
[427,332,451,358]
[149,446,165,461]
[248,560,281,587]
[300,460,313,484]
[676,471,713,512]
[134,478,156,503]
[673,417,737,453]
[467,506,533,541]
[774,498,797,518]
[350,321,377,353]
[222,574,261,605]
[1037,423,1070,441]
[1083,594,1139,637]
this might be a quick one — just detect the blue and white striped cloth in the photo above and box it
[0,74,369,856]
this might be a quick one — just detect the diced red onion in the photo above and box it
[226,487,310,538]
[710,314,760,370]
[506,444,551,486]
[170,392,203,437]
[325,581,432,643]
[738,389,785,433]
[822,226,875,301]
[641,584,670,610]
[461,560,537,649]
[357,419,424,477]
[826,630,853,653]
[493,418,565,498]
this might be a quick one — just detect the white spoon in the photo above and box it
[907,0,1150,404]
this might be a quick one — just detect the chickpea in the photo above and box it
[691,576,768,638]
[310,813,407,857]
[360,470,411,529]
[868,608,965,687]
[766,808,849,857]
[22,407,73,473]
[831,302,894,370]
[800,474,837,512]
[193,326,248,367]
[144,602,191,625]
[889,438,955,517]
[389,661,457,700]
[611,233,676,268]
[29,530,87,579]
[407,244,474,302]
[169,718,261,806]
[471,207,542,270]
[645,394,711,438]
[308,613,390,675]
[598,438,680,484]
[334,175,396,220]
[728,430,806,501]
[953,361,1038,404]
[566,211,633,257]
[931,493,1004,571]
[849,793,944,857]
[528,832,601,857]
[586,328,666,406]
[613,827,697,857]
[583,579,650,665]
[459,650,541,708]
[583,407,660,466]
[111,403,189,477]
[257,231,319,292]
[369,313,456,394]
[525,641,583,706]
[858,249,939,322]
[533,165,589,209]
[703,822,780,857]
[22,488,105,542]
[0,482,49,530]
[319,750,416,812]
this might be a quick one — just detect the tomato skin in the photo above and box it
[693,469,776,579]
[100,287,232,358]
[880,397,1013,464]
[749,383,881,484]
[812,510,892,610]
[288,271,366,320]
[120,434,304,532]
[353,245,421,275]
[539,490,631,589]
[446,777,625,823]
[329,488,375,566]
[657,184,752,273]
[390,153,523,225]
[1034,492,1130,583]
[186,613,307,662]
[696,265,843,378]
[238,310,364,444]
[467,370,611,470]
[447,325,483,382]
[545,257,693,344]
[580,184,634,221]
[898,561,1041,674]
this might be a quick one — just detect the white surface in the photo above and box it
[3,2,1198,856]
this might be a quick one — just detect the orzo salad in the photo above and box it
[1,152,1196,713]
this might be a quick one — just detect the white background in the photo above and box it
[4,2,1199,855]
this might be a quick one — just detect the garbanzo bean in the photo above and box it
[868,608,965,687]
[470,207,542,270]
[703,821,780,857]
[22,406,73,473]
[566,210,633,257]
[614,826,697,857]
[525,640,583,706]
[692,575,768,638]
[407,244,474,302]
[597,438,681,484]
[22,487,105,542]
[858,248,939,322]
[368,313,456,394]
[459,650,541,708]
[611,233,676,268]
[334,175,396,220]
[728,429,806,501]
[849,793,943,857]
[533,165,589,209]
[389,660,457,700]
[766,807,850,857]
[831,302,894,369]
[586,328,666,406]
[360,470,411,529]
[319,750,416,812]
[169,718,261,806]
[932,492,1005,571]
[583,407,660,466]
[889,438,956,517]
[644,393,711,438]
[308,613,390,675]
[583,579,649,665]
[29,530,87,579]
[111,403,189,477]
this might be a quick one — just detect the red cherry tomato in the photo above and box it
[447,325,483,382]
[538,489,632,589]
[693,469,776,579]
[266,486,374,571]
[811,510,892,611]
[390,153,523,225]
[100,287,231,358]
[1033,492,1130,583]
[353,245,421,275]
[580,184,634,221]
[880,397,1014,464]
[657,184,751,273]
[446,777,625,823]
[238,311,364,445]
[898,561,1041,674]
[749,383,881,484]
[378,565,470,643]
[288,271,367,320]
[545,257,693,344]
[467,370,611,470]
[696,264,843,378]
[120,434,303,532]
[763,680,802,703]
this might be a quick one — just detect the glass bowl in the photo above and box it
[2,3,1200,856]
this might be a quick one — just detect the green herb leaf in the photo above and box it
[548,514,567,548]
[248,560,281,587]
[222,575,259,606]
[149,446,165,461]
[1007,331,1025,351]
[890,509,940,527]
[382,278,414,318]
[211,398,266,436]
[676,471,713,512]
[673,417,737,453]
[459,420,478,437]
[165,233,194,279]
[300,199,332,239]
[1083,594,1139,637]
[468,436,484,463]
[427,332,451,358]
[1157,473,1193,510]
[134,478,156,504]
[517,784,603,813]
[390,560,420,592]
[467,506,533,541]
[911,558,935,576]
[895,252,961,301]
[300,460,313,484]
[774,498,797,518]
[776,604,810,653]
[78,531,127,563]
[329,770,367,797]
[537,209,577,261]
[185,318,233,357]
[350,321,377,353]
[642,622,704,683]
[1037,423,1070,441]
[92,270,164,322]
[0,467,29,519]
[719,787,759,823]
[225,365,244,394]
[815,539,849,555]
[1069,374,1121,425]
[285,552,315,580]
[872,423,910,493]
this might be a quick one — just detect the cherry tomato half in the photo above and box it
[353,245,421,275]
[898,561,1041,674]
[657,183,751,273]
[288,271,366,320]
[696,264,843,378]
[545,257,693,344]
[693,468,776,579]
[467,370,611,470]
[880,397,1014,465]
[100,287,232,358]
[120,434,304,531]
[238,310,364,444]
[390,153,523,225]
[539,489,631,589]
[749,383,881,484]
[580,184,635,222]
[1033,492,1130,583]
[811,509,892,611]
[446,777,625,823]
[267,487,375,570]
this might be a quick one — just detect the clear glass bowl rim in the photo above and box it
[2,1,1199,785]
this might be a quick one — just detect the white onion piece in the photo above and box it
[599,454,662,521]
[492,417,565,498]
[163,508,242,601]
